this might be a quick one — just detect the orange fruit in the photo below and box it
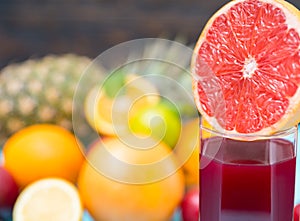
[78,137,185,221]
[13,178,82,221]
[175,117,212,186]
[175,118,199,186]
[192,0,300,135]
[84,73,160,136]
[3,124,84,188]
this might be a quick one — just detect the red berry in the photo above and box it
[294,204,300,221]
[181,187,199,221]
[0,166,19,209]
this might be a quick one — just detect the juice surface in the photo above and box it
[200,137,296,221]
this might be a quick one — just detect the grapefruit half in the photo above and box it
[192,0,300,134]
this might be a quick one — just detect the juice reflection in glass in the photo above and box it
[200,118,298,221]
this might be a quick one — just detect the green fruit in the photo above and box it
[0,54,104,145]
[129,100,181,148]
[136,37,198,121]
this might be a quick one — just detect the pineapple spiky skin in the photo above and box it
[0,54,104,145]
[116,37,198,121]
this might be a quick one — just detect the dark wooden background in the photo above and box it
[0,0,299,69]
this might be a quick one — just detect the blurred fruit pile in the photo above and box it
[0,54,103,145]
[0,40,200,221]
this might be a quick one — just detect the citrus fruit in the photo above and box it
[0,166,19,209]
[129,99,181,148]
[175,118,199,186]
[77,137,185,221]
[175,117,212,186]
[3,124,84,188]
[12,178,82,221]
[84,73,160,136]
[192,0,300,134]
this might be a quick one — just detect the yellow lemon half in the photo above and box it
[13,178,83,221]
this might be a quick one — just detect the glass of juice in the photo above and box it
[200,117,298,221]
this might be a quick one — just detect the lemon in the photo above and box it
[129,100,182,148]
[13,178,83,221]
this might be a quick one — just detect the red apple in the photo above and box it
[0,166,19,209]
[294,204,300,221]
[181,187,199,221]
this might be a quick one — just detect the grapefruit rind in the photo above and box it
[192,0,300,135]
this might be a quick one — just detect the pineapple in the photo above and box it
[0,54,105,145]
[0,38,197,145]
[82,37,198,139]
[115,37,198,120]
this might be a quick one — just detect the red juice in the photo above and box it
[200,137,296,221]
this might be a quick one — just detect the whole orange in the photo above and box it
[78,137,185,221]
[3,124,84,188]
[175,118,199,186]
[175,117,212,186]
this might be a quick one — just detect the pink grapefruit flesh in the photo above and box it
[192,0,300,134]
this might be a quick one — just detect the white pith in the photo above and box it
[243,57,257,78]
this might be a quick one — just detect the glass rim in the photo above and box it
[200,119,298,140]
